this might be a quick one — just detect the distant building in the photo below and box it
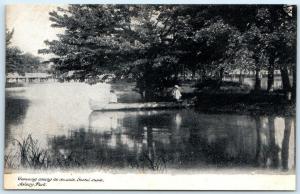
[6,72,53,83]
[228,69,282,77]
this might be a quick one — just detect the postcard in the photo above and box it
[4,4,296,190]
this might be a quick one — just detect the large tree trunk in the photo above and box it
[200,68,207,82]
[291,64,296,102]
[280,66,291,92]
[217,67,224,86]
[239,71,244,84]
[144,88,154,102]
[139,89,145,100]
[254,68,261,91]
[280,66,292,102]
[219,68,224,81]
[182,64,186,81]
[267,57,275,92]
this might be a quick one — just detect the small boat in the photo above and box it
[89,99,194,111]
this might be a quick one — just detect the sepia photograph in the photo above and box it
[4,4,296,190]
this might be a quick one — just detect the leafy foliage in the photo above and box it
[39,5,296,99]
[6,29,45,75]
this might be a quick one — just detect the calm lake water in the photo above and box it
[5,83,295,172]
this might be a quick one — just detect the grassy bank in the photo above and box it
[5,134,168,172]
[193,91,295,116]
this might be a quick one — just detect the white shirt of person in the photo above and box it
[172,88,182,100]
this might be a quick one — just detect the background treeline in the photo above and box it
[6,29,50,74]
[37,5,296,100]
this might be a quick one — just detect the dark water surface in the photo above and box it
[5,85,295,172]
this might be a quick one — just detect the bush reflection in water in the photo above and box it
[6,110,294,172]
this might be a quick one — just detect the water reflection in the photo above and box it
[282,117,293,170]
[5,88,295,171]
[255,116,279,168]
[5,93,30,147]
[45,110,295,171]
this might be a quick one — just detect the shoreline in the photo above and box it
[194,103,295,117]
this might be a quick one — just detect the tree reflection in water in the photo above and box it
[45,110,295,171]
[269,116,280,168]
[5,95,30,147]
[255,116,294,170]
[282,117,292,171]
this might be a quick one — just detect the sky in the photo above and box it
[6,5,64,59]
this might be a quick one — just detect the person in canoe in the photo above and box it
[109,90,118,103]
[171,85,182,102]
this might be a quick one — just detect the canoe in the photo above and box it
[89,99,194,111]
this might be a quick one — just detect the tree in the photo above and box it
[220,5,296,93]
[21,53,44,73]
[39,5,129,79]
[6,28,44,75]
[40,5,187,100]
[254,5,296,93]
[40,5,296,100]
[6,29,24,74]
